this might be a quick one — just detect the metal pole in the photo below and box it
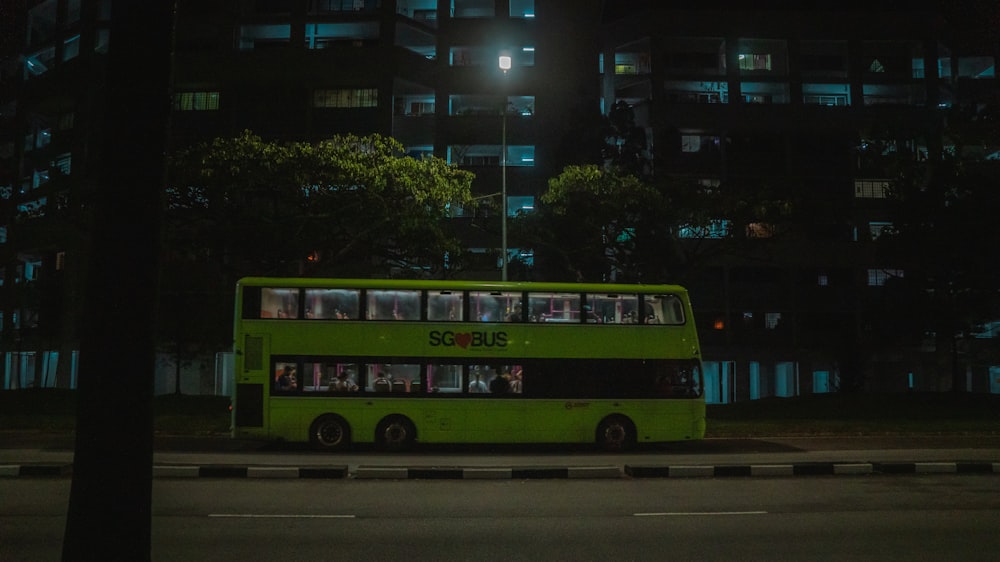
[501,105,508,281]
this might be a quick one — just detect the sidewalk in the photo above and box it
[2,430,999,480]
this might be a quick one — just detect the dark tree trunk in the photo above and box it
[62,1,174,560]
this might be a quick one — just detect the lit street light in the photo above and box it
[499,54,511,280]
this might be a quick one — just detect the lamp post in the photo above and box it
[499,54,511,281]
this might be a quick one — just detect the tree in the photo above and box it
[602,100,652,178]
[517,164,676,282]
[62,1,173,559]
[877,113,1000,391]
[161,132,475,349]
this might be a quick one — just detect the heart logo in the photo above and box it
[454,333,472,348]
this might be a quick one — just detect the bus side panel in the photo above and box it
[444,399,702,445]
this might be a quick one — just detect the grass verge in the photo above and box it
[1,389,997,438]
[706,392,1000,437]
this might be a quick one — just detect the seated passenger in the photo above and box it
[373,372,391,393]
[489,371,510,394]
[330,371,358,392]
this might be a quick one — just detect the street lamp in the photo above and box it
[499,54,511,280]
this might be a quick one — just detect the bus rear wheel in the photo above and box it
[596,415,636,452]
[310,414,351,451]
[376,415,416,451]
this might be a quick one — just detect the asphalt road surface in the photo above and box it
[3,473,1000,561]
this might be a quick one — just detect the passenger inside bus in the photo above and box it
[488,368,510,393]
[275,365,297,391]
[468,371,488,393]
[330,369,359,392]
[373,372,391,392]
[509,366,523,393]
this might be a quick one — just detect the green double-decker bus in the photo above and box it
[231,277,705,451]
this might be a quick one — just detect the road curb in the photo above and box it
[2,461,998,479]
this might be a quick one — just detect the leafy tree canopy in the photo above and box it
[519,164,679,282]
[165,130,475,282]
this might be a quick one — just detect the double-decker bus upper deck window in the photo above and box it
[585,293,639,324]
[427,290,464,321]
[528,291,581,323]
[261,288,300,319]
[470,290,522,322]
[241,286,262,319]
[367,289,420,320]
[644,294,685,325]
[304,288,359,319]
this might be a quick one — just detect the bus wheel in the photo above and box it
[310,414,351,451]
[376,415,416,451]
[596,415,636,452]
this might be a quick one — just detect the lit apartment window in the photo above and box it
[33,169,50,189]
[239,24,291,50]
[17,197,48,219]
[869,221,893,240]
[452,0,495,18]
[738,53,772,71]
[173,91,220,111]
[802,83,850,105]
[54,153,72,176]
[94,29,109,53]
[63,34,81,61]
[306,22,379,48]
[854,179,890,199]
[397,0,438,25]
[681,134,719,152]
[956,56,996,78]
[664,81,728,104]
[397,95,435,116]
[447,145,534,166]
[312,0,369,11]
[746,223,775,238]
[22,257,42,282]
[867,268,903,286]
[451,46,534,67]
[508,196,534,216]
[765,312,782,329]
[510,0,534,17]
[24,47,56,79]
[448,95,534,116]
[21,129,48,153]
[314,88,378,108]
[678,219,731,239]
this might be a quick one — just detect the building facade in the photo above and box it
[1,0,997,398]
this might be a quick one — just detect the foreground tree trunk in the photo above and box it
[62,1,174,560]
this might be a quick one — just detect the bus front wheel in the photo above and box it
[376,415,416,451]
[596,415,636,452]
[310,414,351,451]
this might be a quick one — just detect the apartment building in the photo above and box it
[1,0,996,399]
[601,5,1000,400]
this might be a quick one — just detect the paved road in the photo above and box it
[2,431,999,479]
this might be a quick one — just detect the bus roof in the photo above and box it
[236,277,691,295]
